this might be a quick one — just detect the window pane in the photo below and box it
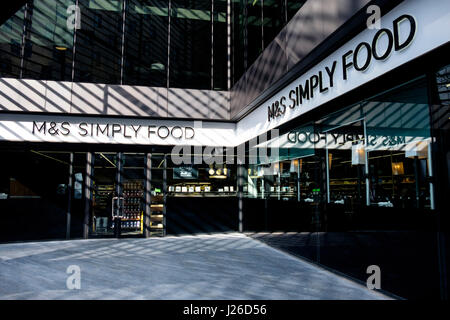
[123,0,168,87]
[435,64,450,105]
[262,0,284,49]
[213,0,227,90]
[0,4,25,78]
[246,0,262,68]
[74,0,123,84]
[364,78,432,209]
[286,0,305,23]
[231,0,245,85]
[170,0,212,90]
[22,0,75,81]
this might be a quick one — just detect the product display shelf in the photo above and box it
[150,193,165,236]
[121,180,144,232]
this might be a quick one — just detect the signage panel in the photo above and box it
[236,0,450,145]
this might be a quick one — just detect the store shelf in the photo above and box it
[168,192,237,198]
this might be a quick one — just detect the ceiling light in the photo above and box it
[55,46,68,51]
[210,175,227,179]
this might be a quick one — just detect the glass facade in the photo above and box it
[0,6,25,78]
[170,0,212,89]
[74,0,123,84]
[231,0,306,85]
[242,77,434,212]
[21,0,75,81]
[0,0,305,89]
[123,0,168,87]
[238,74,447,299]
[0,0,243,90]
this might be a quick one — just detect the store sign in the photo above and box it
[31,121,195,140]
[283,131,427,152]
[267,14,416,122]
[0,114,236,147]
[236,0,450,145]
[287,132,407,147]
[173,166,199,179]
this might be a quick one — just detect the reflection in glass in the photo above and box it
[170,0,212,89]
[246,0,262,68]
[0,4,26,78]
[23,0,75,81]
[213,0,227,90]
[74,0,123,84]
[123,0,168,87]
[122,153,145,235]
[91,152,117,235]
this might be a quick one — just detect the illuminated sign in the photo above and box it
[268,14,417,122]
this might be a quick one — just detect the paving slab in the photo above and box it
[0,233,391,300]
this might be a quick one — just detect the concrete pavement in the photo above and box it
[0,233,391,300]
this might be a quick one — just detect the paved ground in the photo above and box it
[0,233,391,300]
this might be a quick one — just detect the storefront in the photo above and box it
[0,0,448,241]
[0,116,240,241]
[233,0,449,233]
[0,0,449,299]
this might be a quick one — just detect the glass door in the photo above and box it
[91,152,117,236]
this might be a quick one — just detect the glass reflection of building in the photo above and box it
[0,0,449,300]
[243,77,437,211]
[0,0,306,89]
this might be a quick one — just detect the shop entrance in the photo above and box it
[90,153,146,238]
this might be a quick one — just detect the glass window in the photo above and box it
[0,148,71,241]
[286,0,304,23]
[74,0,123,84]
[246,0,262,68]
[0,4,26,78]
[324,120,367,207]
[364,78,432,210]
[435,64,450,105]
[170,0,212,89]
[213,0,227,90]
[123,0,168,87]
[231,0,245,85]
[262,0,284,49]
[166,151,237,197]
[22,0,75,81]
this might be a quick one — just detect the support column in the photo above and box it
[163,154,167,236]
[116,152,123,197]
[66,152,73,240]
[83,152,93,239]
[363,120,370,206]
[297,159,301,202]
[237,164,244,232]
[414,156,421,209]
